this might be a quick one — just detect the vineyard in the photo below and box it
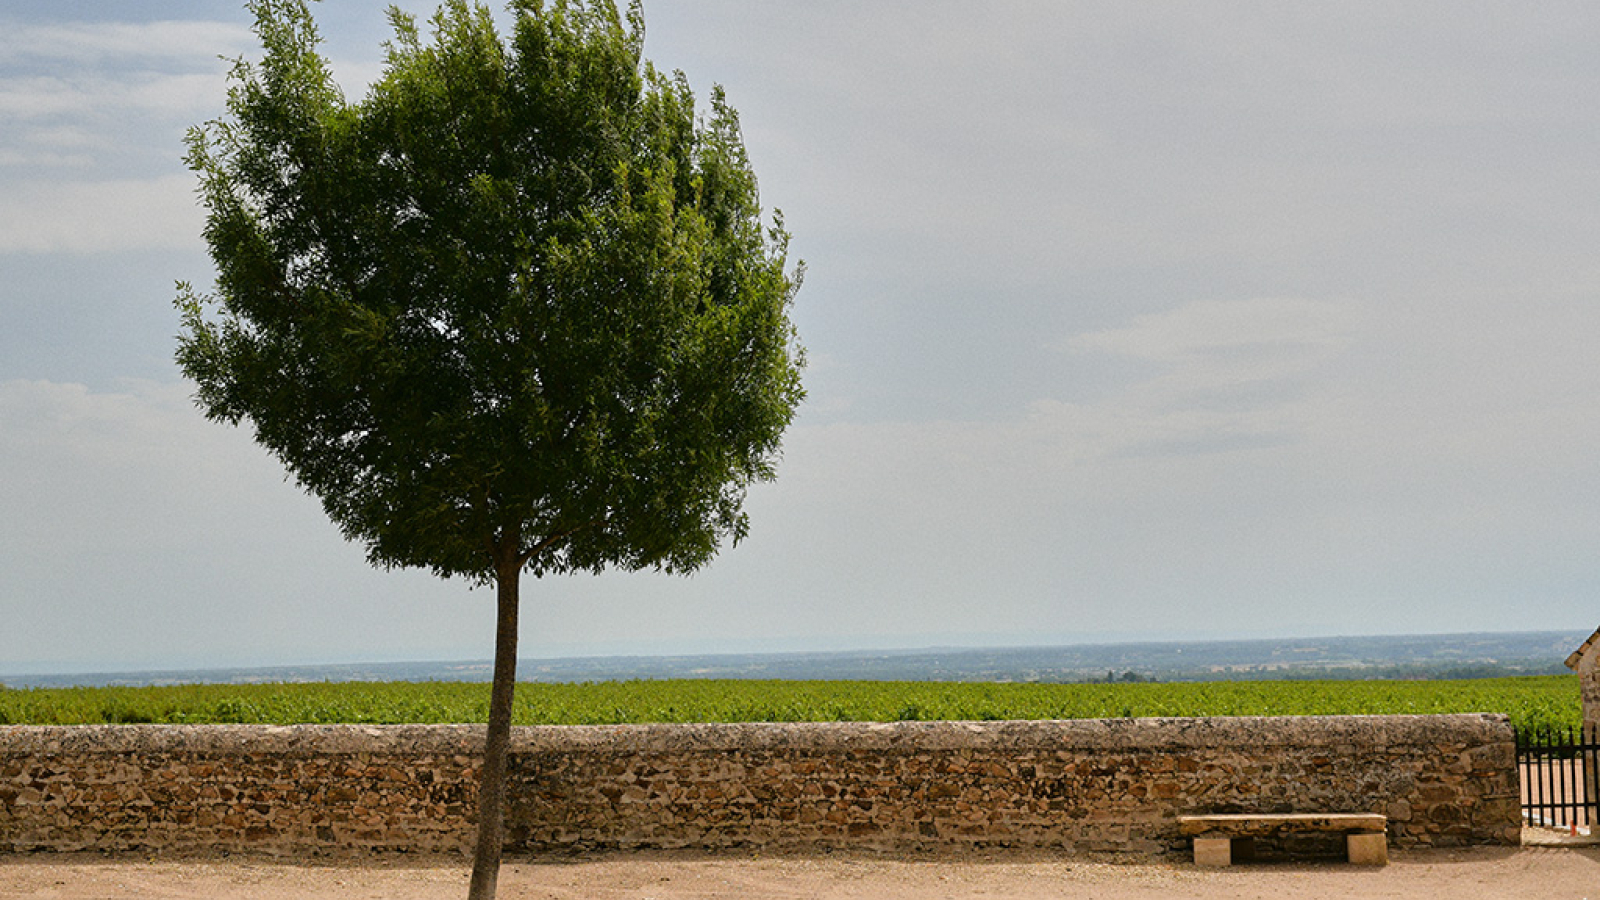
[0,675,1578,733]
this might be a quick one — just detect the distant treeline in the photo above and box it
[1274,662,1574,682]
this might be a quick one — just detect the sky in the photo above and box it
[2,1,1598,675]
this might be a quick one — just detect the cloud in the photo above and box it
[0,18,246,121]
[1043,297,1360,460]
[0,378,484,671]
[0,173,202,253]
[731,298,1370,563]
[1073,297,1355,381]
[0,19,252,66]
[0,71,231,121]
[0,18,243,179]
[0,379,248,562]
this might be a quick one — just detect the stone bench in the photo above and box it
[1178,813,1388,866]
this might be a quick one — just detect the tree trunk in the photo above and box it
[467,555,521,900]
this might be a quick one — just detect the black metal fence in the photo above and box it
[1517,723,1599,830]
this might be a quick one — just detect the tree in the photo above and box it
[175,2,803,897]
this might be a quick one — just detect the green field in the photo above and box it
[0,675,1579,733]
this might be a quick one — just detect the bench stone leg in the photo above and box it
[1193,836,1232,866]
[1346,831,1387,866]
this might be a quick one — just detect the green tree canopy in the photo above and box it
[180,0,802,582]
[177,2,802,896]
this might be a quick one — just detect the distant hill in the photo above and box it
[3,629,1586,689]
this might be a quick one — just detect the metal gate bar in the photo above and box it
[1517,723,1599,829]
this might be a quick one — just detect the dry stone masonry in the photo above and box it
[1565,627,1600,811]
[1,715,1519,857]
[1567,627,1600,733]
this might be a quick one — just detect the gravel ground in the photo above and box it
[2,842,1598,900]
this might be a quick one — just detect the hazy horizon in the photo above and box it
[4,625,1587,682]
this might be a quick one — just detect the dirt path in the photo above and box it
[3,844,1598,900]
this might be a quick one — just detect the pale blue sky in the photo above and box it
[2,1,1597,673]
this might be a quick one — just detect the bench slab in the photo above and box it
[1179,813,1386,837]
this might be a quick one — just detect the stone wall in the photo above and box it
[1565,628,1600,734]
[1576,647,1600,733]
[1567,634,1600,805]
[1,715,1520,857]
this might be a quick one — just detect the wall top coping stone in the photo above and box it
[0,714,1511,757]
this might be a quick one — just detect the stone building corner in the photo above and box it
[1565,626,1600,732]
